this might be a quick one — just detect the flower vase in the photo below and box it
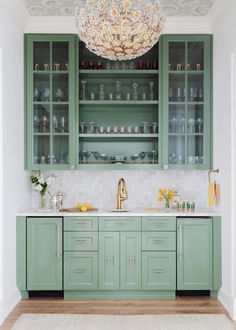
[165,199,170,209]
[39,192,46,209]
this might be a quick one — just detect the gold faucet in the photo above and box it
[117,178,128,210]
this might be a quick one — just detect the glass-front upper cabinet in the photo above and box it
[162,35,212,169]
[25,35,76,170]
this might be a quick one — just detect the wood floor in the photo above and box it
[0,296,233,329]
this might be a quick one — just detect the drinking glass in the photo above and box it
[33,87,40,102]
[52,115,58,132]
[80,122,87,134]
[41,116,49,133]
[149,150,158,164]
[150,122,158,134]
[180,117,186,134]
[176,87,182,102]
[87,122,96,134]
[42,87,50,102]
[188,118,195,133]
[80,80,87,100]
[115,81,122,100]
[33,115,40,132]
[148,82,155,100]
[98,84,105,100]
[100,154,108,163]
[169,87,174,101]
[196,118,203,133]
[132,82,139,100]
[141,122,149,134]
[198,87,204,101]
[131,154,139,163]
[105,61,112,70]
[170,117,177,133]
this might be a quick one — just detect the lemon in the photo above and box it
[85,202,91,209]
[80,206,88,213]
[76,202,83,209]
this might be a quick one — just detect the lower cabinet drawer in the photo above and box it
[64,232,98,251]
[142,217,176,231]
[64,217,98,232]
[64,252,98,290]
[99,217,141,231]
[142,232,176,251]
[142,252,176,290]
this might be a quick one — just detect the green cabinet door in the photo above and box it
[27,217,62,290]
[99,232,119,290]
[64,252,98,290]
[162,35,212,170]
[177,218,212,290]
[142,252,176,290]
[120,232,141,290]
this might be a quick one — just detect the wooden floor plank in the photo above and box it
[0,297,233,330]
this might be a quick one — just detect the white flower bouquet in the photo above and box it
[30,171,56,208]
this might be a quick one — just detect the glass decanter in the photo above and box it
[98,84,105,100]
[115,81,122,100]
[132,82,139,100]
[80,80,87,100]
[148,82,155,100]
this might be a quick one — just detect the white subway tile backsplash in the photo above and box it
[31,170,210,211]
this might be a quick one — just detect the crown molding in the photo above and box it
[25,15,212,34]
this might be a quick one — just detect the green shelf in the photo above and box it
[79,70,159,75]
[79,134,158,138]
[79,100,159,105]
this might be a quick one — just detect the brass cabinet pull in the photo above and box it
[153,239,165,244]
[116,222,125,226]
[75,239,87,244]
[74,268,88,273]
[56,224,61,258]
[75,223,87,227]
[153,268,166,273]
[106,256,113,264]
[178,225,183,260]
[155,223,164,226]
[128,256,135,265]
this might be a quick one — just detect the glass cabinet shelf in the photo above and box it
[79,134,158,138]
[79,101,159,105]
[80,70,159,75]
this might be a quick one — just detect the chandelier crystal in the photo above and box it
[75,0,165,61]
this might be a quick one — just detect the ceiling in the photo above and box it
[23,0,215,17]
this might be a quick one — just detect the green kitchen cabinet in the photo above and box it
[162,35,212,170]
[120,232,141,290]
[27,217,62,290]
[177,218,212,290]
[142,252,176,290]
[99,232,120,290]
[25,34,76,170]
[64,252,98,290]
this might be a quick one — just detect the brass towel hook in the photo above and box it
[208,169,219,184]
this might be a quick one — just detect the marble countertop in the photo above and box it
[16,208,221,217]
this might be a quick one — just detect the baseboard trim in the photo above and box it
[218,288,235,320]
[0,289,21,326]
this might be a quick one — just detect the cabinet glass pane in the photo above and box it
[52,104,69,133]
[33,42,50,71]
[52,136,69,164]
[52,73,68,102]
[187,104,204,134]
[169,73,185,102]
[187,73,204,102]
[168,136,185,165]
[187,135,204,165]
[169,42,185,71]
[33,136,50,164]
[33,104,50,133]
[187,42,204,71]
[33,73,50,102]
[52,42,69,71]
[169,104,185,134]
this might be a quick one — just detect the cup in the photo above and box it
[34,63,40,71]
[127,126,133,134]
[196,64,201,71]
[43,63,49,71]
[168,63,172,71]
[187,201,195,212]
[64,63,69,70]
[90,92,95,100]
[106,126,111,134]
[99,126,104,134]
[176,64,182,71]
[120,126,125,133]
[53,63,60,71]
[109,93,114,100]
[187,63,191,70]
[126,93,131,100]
[113,126,118,133]
[177,201,185,212]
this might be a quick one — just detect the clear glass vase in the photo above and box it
[39,192,46,209]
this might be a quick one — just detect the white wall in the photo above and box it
[213,0,236,319]
[0,0,31,325]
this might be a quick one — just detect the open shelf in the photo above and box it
[79,100,159,105]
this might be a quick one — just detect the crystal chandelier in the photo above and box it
[75,0,165,61]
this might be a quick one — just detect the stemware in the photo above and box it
[149,150,158,164]
[130,154,139,163]
[60,116,66,133]
[148,82,155,100]
[170,117,177,133]
[180,117,186,134]
[52,115,58,132]
[132,82,139,100]
[33,87,40,102]
[188,118,195,133]
[42,87,50,102]
[33,115,40,132]
[55,87,63,102]
[115,81,122,100]
[150,122,158,134]
[80,122,87,134]
[80,80,87,100]
[98,84,106,100]
[169,87,174,101]
[196,118,203,133]
[141,122,149,134]
[100,154,108,163]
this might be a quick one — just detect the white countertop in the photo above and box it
[16,208,221,217]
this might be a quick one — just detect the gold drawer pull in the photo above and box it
[75,239,87,244]
[155,223,164,226]
[74,268,88,273]
[75,223,87,227]
[153,240,165,244]
[128,256,135,265]
[153,268,166,273]
[116,222,125,226]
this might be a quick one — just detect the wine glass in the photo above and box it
[170,117,177,133]
[55,87,64,102]
[100,154,108,163]
[33,87,40,102]
[196,118,203,133]
[188,118,195,133]
[149,150,158,164]
[180,117,186,134]
[131,154,139,163]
